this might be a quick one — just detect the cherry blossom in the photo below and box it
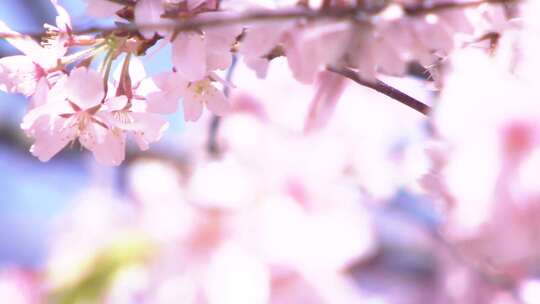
[22,67,125,165]
[0,0,98,97]
[0,21,58,96]
[147,71,229,121]
[171,13,242,81]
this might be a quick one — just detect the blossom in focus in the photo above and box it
[148,71,229,121]
[0,3,68,96]
[22,67,125,165]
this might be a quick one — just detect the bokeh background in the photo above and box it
[2,1,512,303]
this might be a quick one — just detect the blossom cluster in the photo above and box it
[0,0,513,165]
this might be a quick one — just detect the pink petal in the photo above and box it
[304,71,348,133]
[206,50,232,71]
[151,72,188,92]
[239,22,289,58]
[131,113,169,150]
[244,57,269,79]
[145,72,188,113]
[21,78,70,131]
[202,18,241,71]
[283,23,351,84]
[80,124,126,166]
[30,117,75,162]
[205,85,229,116]
[0,55,39,96]
[373,38,407,76]
[64,67,104,109]
[0,21,47,65]
[105,95,129,111]
[187,0,207,10]
[203,15,242,51]
[50,0,72,32]
[282,31,318,84]
[146,90,181,114]
[172,32,206,81]
[183,93,203,121]
[135,0,165,39]
[30,78,50,109]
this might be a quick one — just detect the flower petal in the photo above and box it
[131,113,169,150]
[172,32,206,81]
[146,90,181,114]
[64,67,104,109]
[50,0,72,32]
[80,124,125,166]
[29,117,75,162]
[0,55,39,96]
[183,93,203,121]
[135,0,165,39]
[205,85,229,116]
[0,21,47,64]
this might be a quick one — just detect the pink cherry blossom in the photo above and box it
[183,76,230,121]
[146,71,187,114]
[103,95,169,151]
[304,70,348,132]
[171,12,242,81]
[282,21,352,84]
[0,0,77,96]
[22,67,125,165]
[103,56,170,151]
[147,71,229,121]
[135,0,172,39]
[0,23,55,96]
[238,21,292,78]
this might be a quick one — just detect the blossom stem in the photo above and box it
[327,66,431,115]
[100,48,116,94]
[59,42,107,67]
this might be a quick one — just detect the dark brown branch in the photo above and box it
[327,66,431,115]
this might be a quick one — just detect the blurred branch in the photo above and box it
[207,55,238,157]
[327,66,431,115]
[0,0,519,40]
[404,0,520,15]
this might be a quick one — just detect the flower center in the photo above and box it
[192,79,211,96]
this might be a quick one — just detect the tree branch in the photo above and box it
[0,0,518,40]
[327,66,431,115]
[404,0,519,15]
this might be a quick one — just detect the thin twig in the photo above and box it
[207,55,238,157]
[327,66,431,115]
[405,0,520,15]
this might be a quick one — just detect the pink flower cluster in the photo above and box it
[0,0,511,165]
